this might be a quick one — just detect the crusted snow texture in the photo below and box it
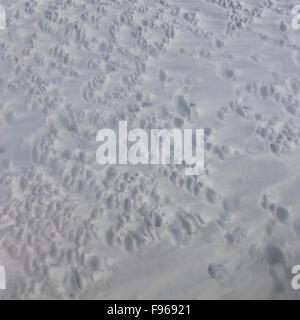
[0,0,299,299]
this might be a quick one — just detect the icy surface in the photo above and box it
[0,0,299,299]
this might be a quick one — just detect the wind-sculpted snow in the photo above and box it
[0,0,299,299]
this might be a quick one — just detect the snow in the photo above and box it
[0,0,300,299]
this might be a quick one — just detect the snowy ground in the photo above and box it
[0,0,300,299]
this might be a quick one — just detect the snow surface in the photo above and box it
[0,0,300,299]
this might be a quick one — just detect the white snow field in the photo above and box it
[0,0,300,300]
